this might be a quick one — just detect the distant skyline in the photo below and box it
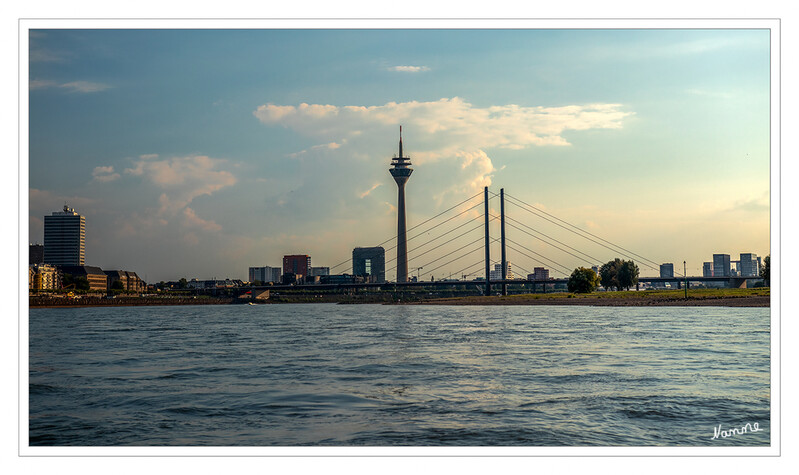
[27,26,771,282]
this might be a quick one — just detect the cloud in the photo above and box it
[29,79,111,93]
[29,48,67,63]
[588,35,755,63]
[92,166,120,182]
[254,97,630,150]
[254,97,631,198]
[122,153,236,220]
[287,140,346,159]
[183,207,222,231]
[29,79,57,90]
[388,65,430,73]
[359,183,382,199]
[60,81,112,93]
[685,88,734,99]
[726,195,770,214]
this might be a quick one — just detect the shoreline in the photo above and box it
[29,293,770,308]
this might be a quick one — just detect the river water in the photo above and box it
[28,304,770,446]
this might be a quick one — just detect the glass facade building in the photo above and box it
[43,206,85,266]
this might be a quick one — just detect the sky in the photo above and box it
[26,27,772,282]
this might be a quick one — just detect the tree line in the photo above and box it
[569,254,770,293]
[568,258,639,293]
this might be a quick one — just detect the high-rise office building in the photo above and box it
[660,263,674,278]
[353,247,386,283]
[43,205,86,266]
[389,126,412,282]
[282,255,311,278]
[703,262,713,277]
[713,254,731,277]
[249,266,281,283]
[739,253,759,277]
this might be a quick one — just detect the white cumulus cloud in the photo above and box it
[30,79,112,93]
[92,166,120,182]
[122,154,236,223]
[253,97,632,198]
[388,65,430,73]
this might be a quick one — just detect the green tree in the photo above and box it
[599,258,622,291]
[62,273,74,289]
[74,276,90,291]
[599,258,639,291]
[568,267,600,293]
[251,280,263,287]
[760,255,770,286]
[111,280,125,291]
[178,277,188,289]
[617,260,640,291]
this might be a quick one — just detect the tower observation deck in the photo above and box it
[389,126,413,282]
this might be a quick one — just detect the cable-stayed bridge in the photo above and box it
[257,186,754,294]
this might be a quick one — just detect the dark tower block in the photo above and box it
[389,126,413,282]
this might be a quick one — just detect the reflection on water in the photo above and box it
[29,304,770,446]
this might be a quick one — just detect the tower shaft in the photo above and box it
[389,126,413,282]
[396,181,408,283]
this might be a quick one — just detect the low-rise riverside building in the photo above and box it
[60,265,109,292]
[105,270,146,292]
[29,264,61,291]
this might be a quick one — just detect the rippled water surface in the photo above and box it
[29,304,770,446]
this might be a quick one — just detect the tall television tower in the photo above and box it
[389,126,413,282]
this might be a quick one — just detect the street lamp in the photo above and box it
[684,260,688,299]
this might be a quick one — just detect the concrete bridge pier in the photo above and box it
[251,289,270,300]
[730,277,748,289]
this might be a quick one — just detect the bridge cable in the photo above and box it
[395,216,488,264]
[505,243,571,277]
[454,260,487,279]
[388,236,484,275]
[505,215,603,264]
[381,201,486,265]
[384,214,496,269]
[505,238,573,274]
[421,243,488,278]
[504,193,664,269]
[328,191,484,272]
[422,239,499,275]
[504,195,663,273]
[504,220,594,268]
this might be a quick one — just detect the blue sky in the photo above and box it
[27,28,771,282]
